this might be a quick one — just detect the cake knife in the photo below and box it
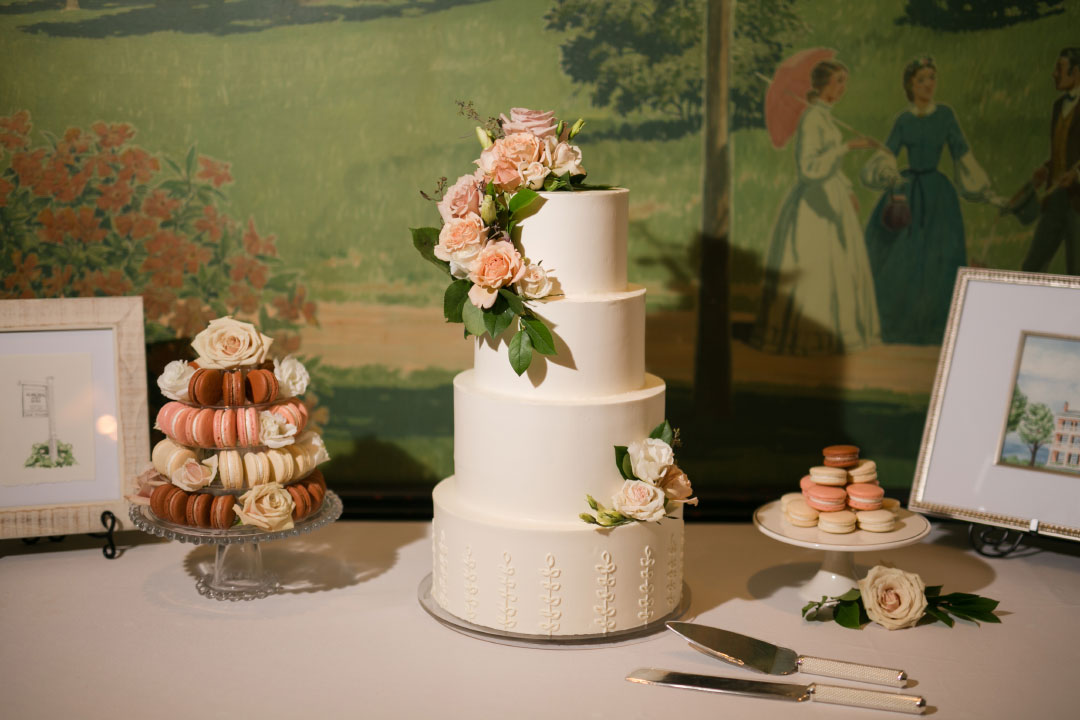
[627,668,926,714]
[666,622,908,687]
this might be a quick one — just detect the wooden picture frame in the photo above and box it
[909,268,1080,541]
[0,297,148,539]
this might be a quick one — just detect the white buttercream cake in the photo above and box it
[431,189,684,637]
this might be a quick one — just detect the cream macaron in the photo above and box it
[847,459,878,483]
[243,450,270,487]
[784,499,819,528]
[818,509,857,534]
[218,449,244,490]
[808,465,848,487]
[856,509,896,533]
[152,438,181,476]
[266,447,294,484]
[780,492,805,512]
[881,497,902,515]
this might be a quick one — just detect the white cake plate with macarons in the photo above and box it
[753,500,931,601]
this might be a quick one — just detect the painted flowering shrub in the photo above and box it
[0,110,317,352]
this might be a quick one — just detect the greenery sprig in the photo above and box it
[802,585,1001,629]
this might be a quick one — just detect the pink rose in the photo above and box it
[435,213,486,278]
[125,464,168,506]
[468,241,526,308]
[437,174,483,223]
[500,108,558,139]
[476,133,543,192]
[612,480,667,522]
[659,465,698,506]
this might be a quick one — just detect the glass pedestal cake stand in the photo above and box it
[129,490,342,601]
[753,500,931,601]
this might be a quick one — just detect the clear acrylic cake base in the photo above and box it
[129,490,343,601]
[418,573,690,649]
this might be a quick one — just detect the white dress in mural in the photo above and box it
[751,101,880,355]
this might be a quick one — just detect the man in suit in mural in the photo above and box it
[1022,47,1080,275]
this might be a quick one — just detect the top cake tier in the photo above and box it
[513,188,628,296]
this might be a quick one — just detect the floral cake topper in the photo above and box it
[581,420,698,527]
[411,105,600,376]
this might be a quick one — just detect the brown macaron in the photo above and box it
[822,444,860,468]
[188,368,223,407]
[287,483,312,521]
[246,368,279,404]
[186,492,213,528]
[222,370,246,406]
[303,476,325,510]
[150,484,179,520]
[167,487,190,524]
[210,494,236,530]
[306,468,326,490]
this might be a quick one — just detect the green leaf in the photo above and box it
[185,145,197,179]
[498,288,525,316]
[443,279,470,323]
[411,226,451,277]
[521,315,556,355]
[507,329,533,376]
[801,602,817,618]
[461,300,488,338]
[834,601,863,629]
[491,303,515,338]
[508,187,539,216]
[649,420,674,445]
[614,446,636,480]
[543,172,572,191]
[165,157,183,177]
[924,585,943,597]
[944,608,983,625]
[924,605,954,627]
[837,588,862,603]
[264,272,298,292]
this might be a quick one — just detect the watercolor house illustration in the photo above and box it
[1047,402,1080,471]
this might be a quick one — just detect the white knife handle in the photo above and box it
[798,655,907,687]
[809,683,926,714]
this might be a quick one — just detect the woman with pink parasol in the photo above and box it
[750,51,880,355]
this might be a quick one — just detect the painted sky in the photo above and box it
[1013,334,1080,414]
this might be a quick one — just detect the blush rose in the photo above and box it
[191,316,273,369]
[467,241,526,309]
[500,108,558,139]
[612,480,668,522]
[437,173,483,223]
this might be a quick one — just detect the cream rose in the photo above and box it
[273,355,310,398]
[612,480,668,522]
[500,108,558,139]
[299,430,331,465]
[157,360,194,402]
[259,410,297,449]
[434,213,486,279]
[170,457,216,492]
[234,482,295,531]
[515,263,553,300]
[627,438,675,485]
[467,241,526,309]
[190,316,273,369]
[659,465,698,506]
[544,140,585,177]
[858,566,928,630]
[521,161,550,190]
[437,173,484,223]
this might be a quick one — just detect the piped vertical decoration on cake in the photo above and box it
[637,545,656,623]
[666,533,681,612]
[593,550,617,633]
[580,420,698,527]
[538,553,563,637]
[436,530,449,609]
[463,545,479,623]
[496,551,518,631]
[129,316,331,530]
[411,106,604,376]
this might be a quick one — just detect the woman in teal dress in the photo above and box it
[861,57,1000,344]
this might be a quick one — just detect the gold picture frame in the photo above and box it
[909,268,1080,541]
[0,297,148,539]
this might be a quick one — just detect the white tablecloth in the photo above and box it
[1,520,1077,718]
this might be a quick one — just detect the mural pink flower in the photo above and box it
[142,189,180,220]
[197,155,233,188]
[91,121,135,150]
[96,180,134,213]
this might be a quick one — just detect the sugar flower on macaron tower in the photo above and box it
[132,316,330,532]
[412,106,596,376]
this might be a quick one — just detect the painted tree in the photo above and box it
[1018,402,1053,466]
[1008,385,1028,433]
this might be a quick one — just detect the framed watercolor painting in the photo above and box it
[909,268,1080,541]
[0,297,149,539]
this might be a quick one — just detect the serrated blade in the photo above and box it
[627,668,809,702]
[666,622,799,676]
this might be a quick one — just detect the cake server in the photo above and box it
[627,668,926,714]
[666,621,908,687]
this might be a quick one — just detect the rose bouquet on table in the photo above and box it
[802,565,1001,630]
[580,420,698,527]
[411,106,597,375]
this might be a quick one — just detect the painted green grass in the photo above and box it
[730,0,1078,308]
[0,0,702,311]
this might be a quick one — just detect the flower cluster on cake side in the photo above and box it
[580,420,698,527]
[128,316,329,532]
[411,106,600,375]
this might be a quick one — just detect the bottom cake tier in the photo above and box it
[432,476,684,637]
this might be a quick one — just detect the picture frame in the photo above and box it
[0,297,148,539]
[909,268,1080,542]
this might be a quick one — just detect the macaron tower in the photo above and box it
[781,444,900,533]
[137,317,330,532]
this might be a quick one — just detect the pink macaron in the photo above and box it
[238,406,259,447]
[799,475,816,493]
[271,402,300,429]
[847,483,884,510]
[171,405,197,445]
[191,407,216,448]
[804,484,848,513]
[213,408,237,448]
